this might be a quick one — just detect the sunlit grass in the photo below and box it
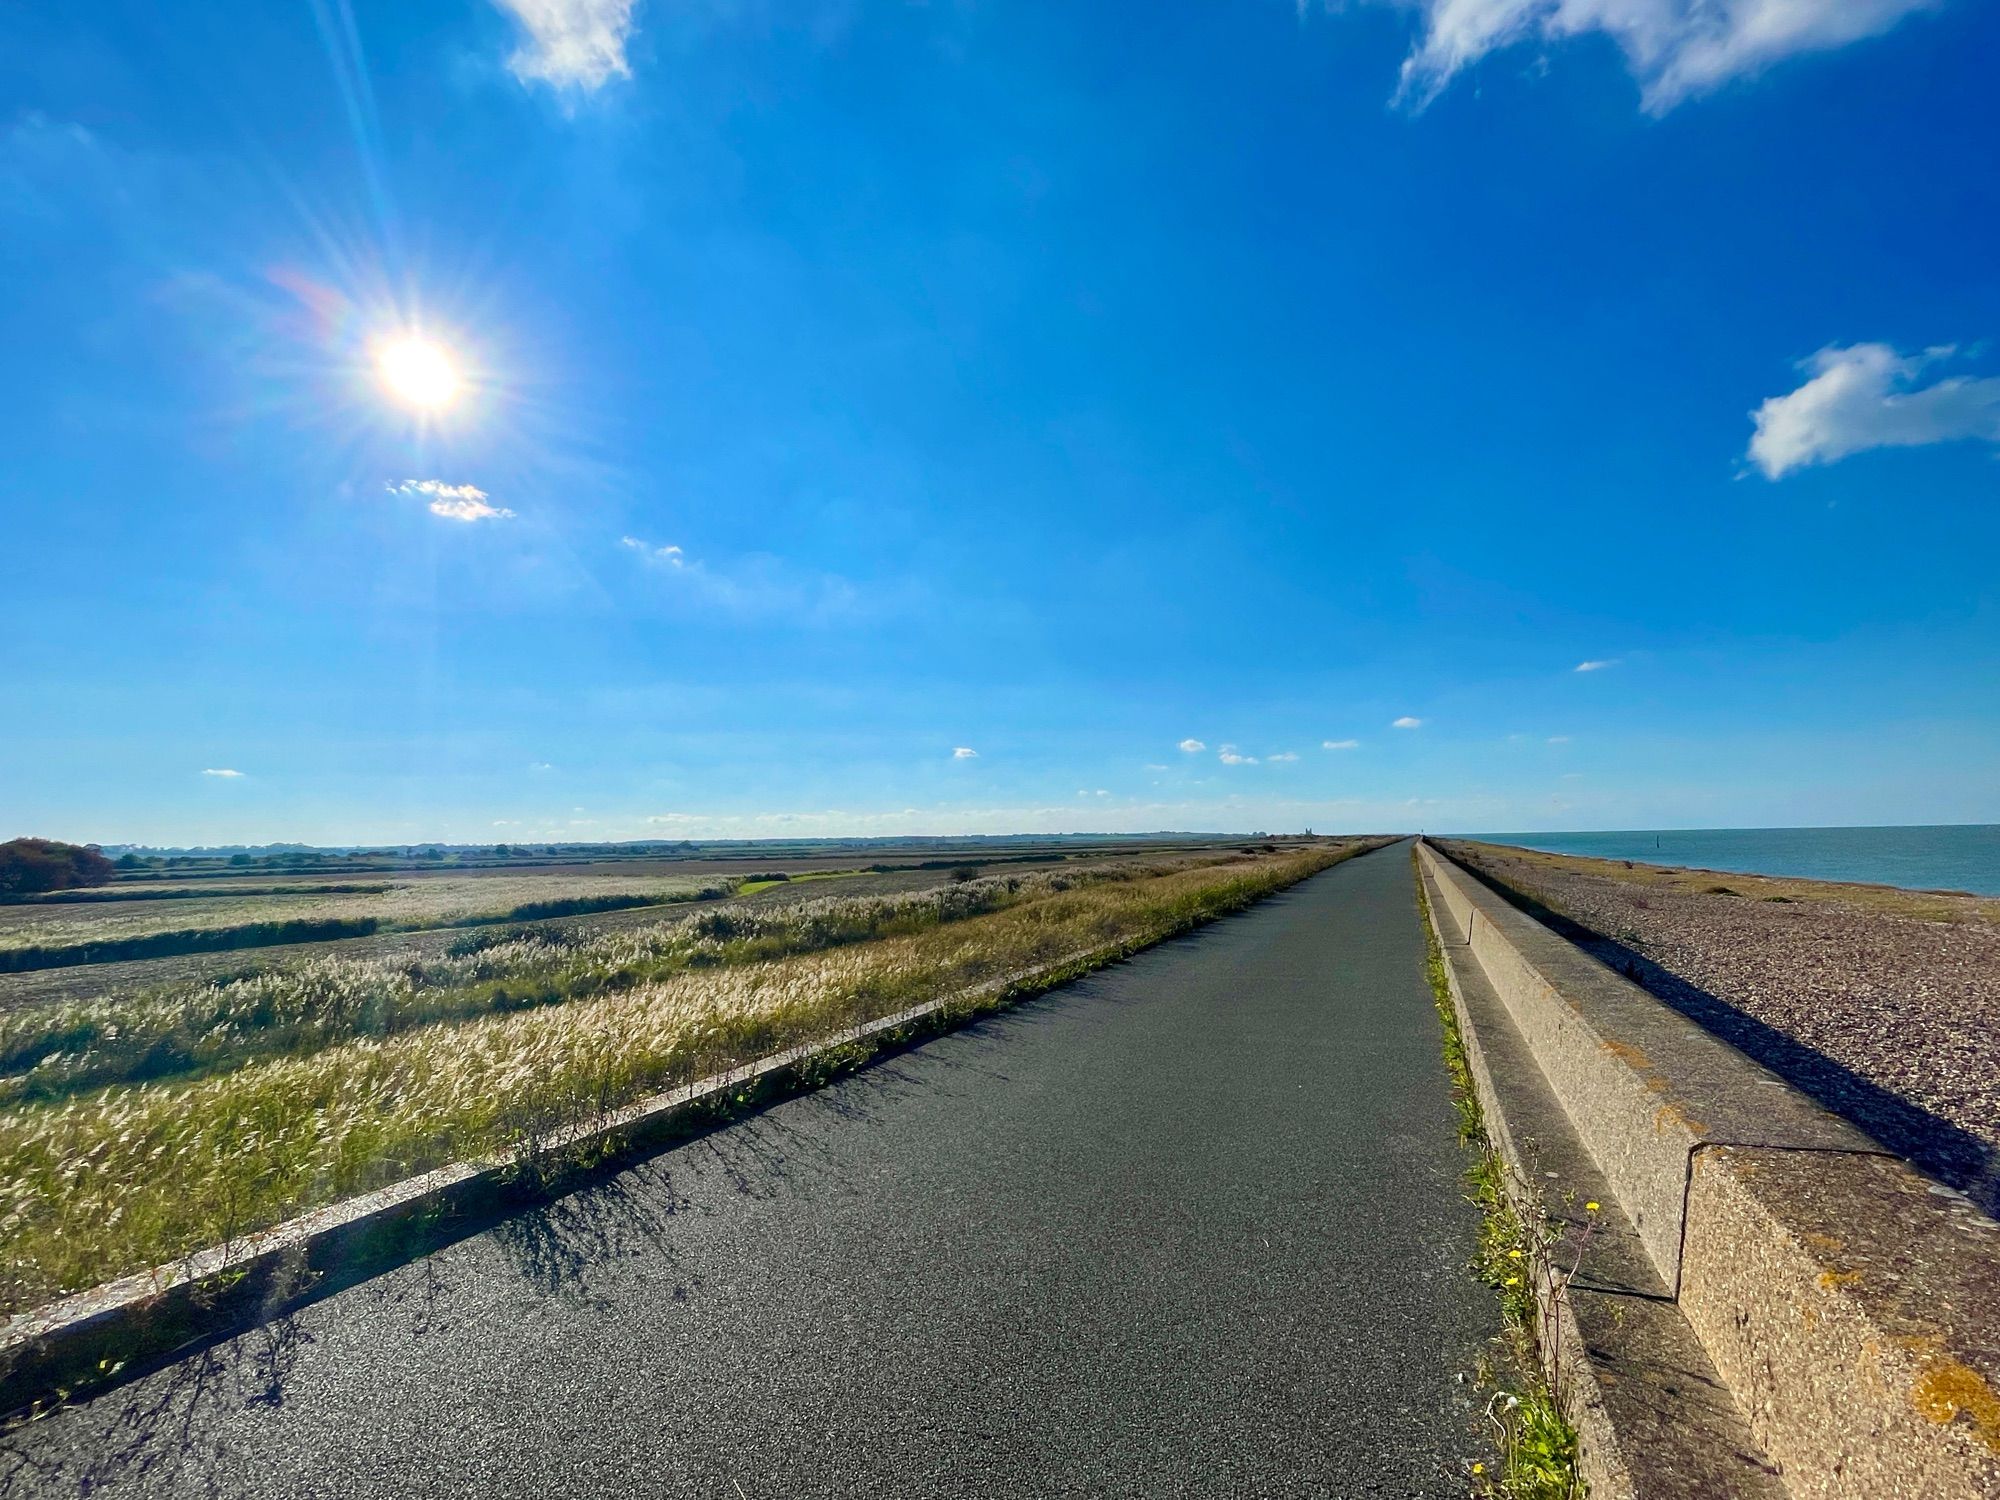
[0,874,731,962]
[0,845,1359,1311]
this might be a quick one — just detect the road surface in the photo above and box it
[1,840,1494,1497]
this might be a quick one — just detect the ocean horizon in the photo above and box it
[1465,824,2000,898]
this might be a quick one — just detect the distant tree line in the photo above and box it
[0,838,117,895]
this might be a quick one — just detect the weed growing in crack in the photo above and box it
[1415,848,1586,1500]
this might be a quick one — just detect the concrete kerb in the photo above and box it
[0,840,1385,1420]
[1419,840,2000,1499]
[1420,853,1786,1499]
[0,937,1143,1421]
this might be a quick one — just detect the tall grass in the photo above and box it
[0,846,1356,1312]
[0,868,1108,1105]
[0,875,733,968]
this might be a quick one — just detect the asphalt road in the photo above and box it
[2,840,1494,1498]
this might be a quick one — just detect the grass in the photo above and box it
[0,875,734,972]
[0,844,1363,1314]
[0,867,1127,1106]
[736,869,862,898]
[1415,850,1584,1500]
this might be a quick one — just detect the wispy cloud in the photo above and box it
[1574,659,1619,673]
[1748,343,2000,479]
[1267,751,1300,763]
[1218,744,1259,765]
[618,535,861,619]
[1547,735,1572,745]
[1177,738,1207,753]
[390,480,514,522]
[1143,763,1170,772]
[620,536,684,566]
[201,768,245,778]
[490,0,637,90]
[1392,716,1423,730]
[952,746,979,760]
[1322,739,1360,751]
[1385,0,1935,114]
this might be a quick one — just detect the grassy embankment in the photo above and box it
[0,875,736,974]
[1413,851,1583,1500]
[0,843,1361,1313]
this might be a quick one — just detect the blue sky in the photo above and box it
[3,0,1997,845]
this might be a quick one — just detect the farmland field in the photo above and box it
[0,840,1368,1312]
[0,873,737,971]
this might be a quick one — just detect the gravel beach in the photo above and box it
[1442,839,2000,1213]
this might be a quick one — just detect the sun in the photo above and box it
[374,335,461,411]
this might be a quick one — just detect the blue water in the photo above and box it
[1470,825,2000,897]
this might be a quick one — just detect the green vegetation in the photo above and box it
[0,839,115,897]
[0,869,1100,1105]
[0,875,734,973]
[735,869,860,897]
[1414,851,1584,1500]
[0,845,1357,1313]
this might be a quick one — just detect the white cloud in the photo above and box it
[1748,343,2000,479]
[1177,737,1208,753]
[952,746,979,759]
[1392,716,1424,729]
[620,535,684,567]
[1143,763,1170,772]
[1547,735,1572,744]
[390,479,514,523]
[1268,751,1300,763]
[529,762,556,772]
[1574,659,1619,673]
[1094,789,1110,797]
[201,767,245,778]
[1218,744,1260,765]
[1389,0,1935,113]
[491,0,637,90]
[1322,739,1360,751]
[618,535,866,620]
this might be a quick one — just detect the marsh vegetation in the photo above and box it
[0,842,1360,1312]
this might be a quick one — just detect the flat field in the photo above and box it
[0,840,1368,1311]
[0,874,738,968]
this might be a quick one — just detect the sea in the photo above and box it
[1470,825,2000,898]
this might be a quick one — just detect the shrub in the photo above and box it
[0,839,116,896]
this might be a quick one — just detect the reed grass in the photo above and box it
[0,845,1355,1312]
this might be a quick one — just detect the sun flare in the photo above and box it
[374,335,461,411]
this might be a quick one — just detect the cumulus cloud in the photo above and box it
[1177,738,1207,753]
[202,768,244,778]
[1574,659,1619,673]
[390,480,513,522]
[1218,744,1260,766]
[952,747,979,759]
[1388,0,1935,113]
[1748,343,2000,479]
[491,0,637,90]
[1322,739,1360,751]
[1392,716,1424,730]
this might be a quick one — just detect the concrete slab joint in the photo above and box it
[1416,840,2000,1500]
